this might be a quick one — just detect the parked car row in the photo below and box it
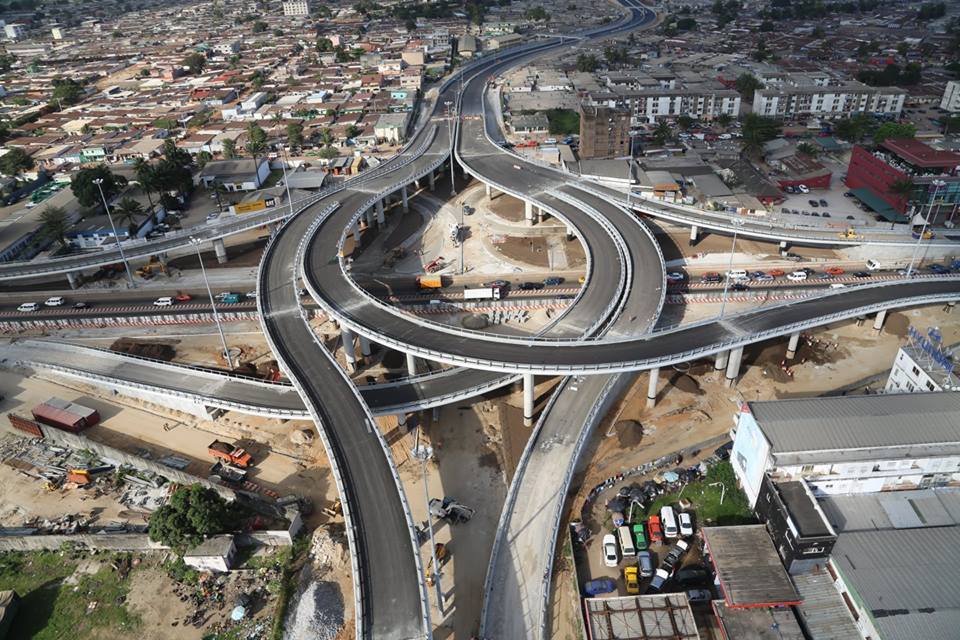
[16,297,89,312]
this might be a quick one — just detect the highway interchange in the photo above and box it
[2,0,960,638]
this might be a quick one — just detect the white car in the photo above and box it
[17,302,39,312]
[797,184,810,193]
[602,533,620,568]
[679,512,694,536]
[153,297,174,307]
[787,271,808,282]
[44,296,65,307]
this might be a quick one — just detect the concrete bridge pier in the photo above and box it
[714,349,729,371]
[524,200,535,225]
[948,301,956,314]
[786,331,800,360]
[873,309,887,331]
[66,271,81,290]
[523,373,535,427]
[646,367,660,408]
[401,185,409,212]
[359,335,372,358]
[485,183,493,199]
[341,326,358,373]
[406,353,418,377]
[566,225,575,240]
[364,207,375,228]
[376,199,385,225]
[397,413,408,429]
[428,171,436,191]
[414,178,421,190]
[689,225,699,245]
[724,346,744,388]
[537,207,544,224]
[213,237,228,264]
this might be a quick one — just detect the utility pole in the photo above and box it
[191,238,233,369]
[93,177,135,288]
[718,219,743,321]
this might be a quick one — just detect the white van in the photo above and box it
[787,270,808,282]
[866,259,883,271]
[725,269,748,281]
[617,525,637,557]
[660,506,679,539]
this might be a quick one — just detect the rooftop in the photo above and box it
[712,601,804,639]
[584,594,700,639]
[749,392,960,458]
[777,481,833,538]
[833,527,960,640]
[881,138,960,168]
[819,488,960,533]
[790,571,860,640]
[702,525,800,607]
[184,534,235,558]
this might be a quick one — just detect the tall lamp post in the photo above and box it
[718,218,744,321]
[93,177,135,288]
[412,428,444,616]
[191,237,233,369]
[445,100,456,196]
[906,179,945,277]
[278,143,295,221]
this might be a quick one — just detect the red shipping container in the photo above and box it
[31,397,100,433]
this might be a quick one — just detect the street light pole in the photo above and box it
[93,177,135,288]
[192,238,233,369]
[459,202,465,274]
[279,144,295,222]
[906,179,945,277]
[413,428,444,616]
[718,219,743,321]
[445,100,456,197]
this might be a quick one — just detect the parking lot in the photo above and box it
[776,157,889,229]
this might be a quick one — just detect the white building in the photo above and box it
[4,23,25,40]
[183,535,237,573]
[731,393,960,507]
[753,75,905,119]
[593,72,741,123]
[942,80,960,114]
[885,339,959,394]
[282,0,310,16]
[374,112,410,144]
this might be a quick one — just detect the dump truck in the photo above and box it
[208,440,253,468]
[416,275,444,289]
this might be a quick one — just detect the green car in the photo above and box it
[632,523,648,551]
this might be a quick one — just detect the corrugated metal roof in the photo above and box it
[833,527,960,640]
[749,392,960,454]
[792,571,860,640]
[585,594,700,639]
[703,525,800,607]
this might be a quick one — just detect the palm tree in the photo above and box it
[211,180,228,212]
[653,120,672,145]
[888,178,915,207]
[40,206,70,247]
[716,113,733,129]
[113,198,146,235]
[246,139,266,188]
[133,158,157,212]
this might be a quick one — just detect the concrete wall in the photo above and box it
[0,531,294,553]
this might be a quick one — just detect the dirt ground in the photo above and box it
[498,236,550,268]
[547,302,960,639]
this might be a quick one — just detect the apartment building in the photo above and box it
[942,80,960,113]
[578,103,630,159]
[731,392,960,507]
[596,70,740,123]
[753,73,905,119]
[282,0,310,16]
[885,328,960,393]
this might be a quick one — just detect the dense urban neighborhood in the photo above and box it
[0,0,958,639]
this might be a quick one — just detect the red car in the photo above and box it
[767,269,785,277]
[825,267,845,276]
[174,292,192,302]
[647,515,664,544]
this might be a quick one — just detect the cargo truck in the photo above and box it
[417,275,444,289]
[463,286,502,301]
[208,440,253,468]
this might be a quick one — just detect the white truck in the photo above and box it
[463,287,502,301]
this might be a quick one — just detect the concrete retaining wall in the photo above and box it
[0,530,294,553]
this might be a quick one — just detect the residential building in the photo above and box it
[753,74,905,119]
[594,70,740,123]
[51,26,65,40]
[578,103,630,159]
[183,535,237,573]
[731,392,960,507]
[282,0,310,17]
[511,113,549,135]
[4,24,25,40]
[373,112,409,144]
[845,138,960,221]
[885,329,959,393]
[941,80,960,113]
[753,476,837,574]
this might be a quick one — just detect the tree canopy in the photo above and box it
[148,484,234,550]
[182,52,206,75]
[740,114,781,155]
[0,147,34,176]
[734,73,761,97]
[51,78,85,107]
[873,122,916,144]
[71,165,127,207]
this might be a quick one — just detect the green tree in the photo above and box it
[796,141,819,156]
[888,177,915,202]
[71,165,127,207]
[316,37,333,52]
[286,122,304,149]
[196,150,212,169]
[575,53,598,72]
[39,206,70,247]
[734,73,761,98]
[677,115,694,131]
[113,197,146,234]
[148,484,234,550]
[222,138,237,159]
[0,53,17,73]
[318,146,339,159]
[716,112,734,128]
[245,132,266,188]
[163,138,193,167]
[246,123,267,148]
[318,128,334,146]
[832,113,874,142]
[0,147,34,175]
[133,158,158,210]
[740,113,781,155]
[873,122,916,144]
[942,114,960,136]
[345,124,361,139]
[653,120,673,145]
[252,20,267,33]
[182,52,207,75]
[51,77,85,107]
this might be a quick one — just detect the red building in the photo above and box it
[845,138,960,222]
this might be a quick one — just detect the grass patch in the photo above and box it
[268,535,311,640]
[545,108,580,136]
[260,169,284,189]
[645,462,755,526]
[0,550,141,639]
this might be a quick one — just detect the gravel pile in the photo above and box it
[283,528,346,640]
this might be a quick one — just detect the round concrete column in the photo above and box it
[786,332,800,360]
[523,373,535,427]
[646,367,660,409]
[724,346,744,388]
[213,238,228,264]
[341,327,357,372]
